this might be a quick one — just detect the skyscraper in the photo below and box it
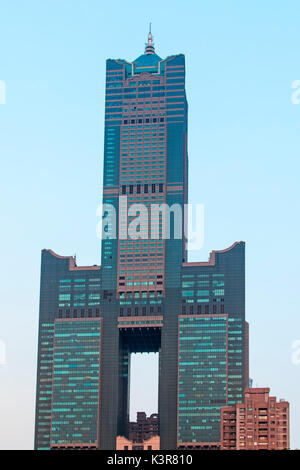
[35,30,248,450]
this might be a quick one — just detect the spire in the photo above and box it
[145,23,155,55]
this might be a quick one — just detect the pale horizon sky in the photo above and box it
[0,0,300,449]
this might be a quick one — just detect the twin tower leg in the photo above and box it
[98,291,180,450]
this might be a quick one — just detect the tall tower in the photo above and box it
[34,31,248,450]
[100,28,188,450]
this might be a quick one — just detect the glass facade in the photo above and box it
[34,250,101,450]
[51,319,101,447]
[35,322,55,450]
[101,50,187,297]
[178,315,228,443]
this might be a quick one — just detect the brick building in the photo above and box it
[129,412,159,443]
[221,388,289,450]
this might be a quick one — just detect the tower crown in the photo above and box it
[145,23,155,54]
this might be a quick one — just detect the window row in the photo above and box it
[119,305,162,316]
[181,304,225,315]
[121,183,164,195]
[57,308,101,319]
[123,117,164,125]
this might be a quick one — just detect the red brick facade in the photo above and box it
[221,388,289,450]
[129,412,159,443]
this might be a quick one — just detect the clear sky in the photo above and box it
[0,0,299,450]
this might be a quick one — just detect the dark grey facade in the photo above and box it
[34,250,101,450]
[34,34,248,450]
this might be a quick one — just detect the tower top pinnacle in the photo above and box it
[145,23,155,55]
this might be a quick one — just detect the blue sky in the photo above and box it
[0,0,299,449]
